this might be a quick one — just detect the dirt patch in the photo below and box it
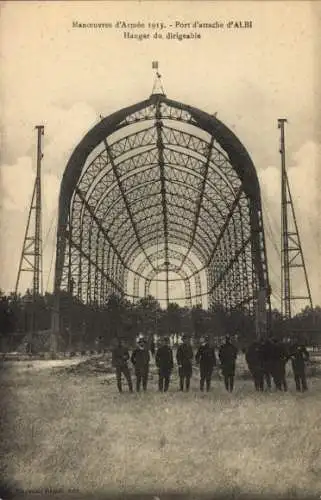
[53,355,114,376]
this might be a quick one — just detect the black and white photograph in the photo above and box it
[0,1,321,499]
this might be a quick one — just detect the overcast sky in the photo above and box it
[0,1,320,312]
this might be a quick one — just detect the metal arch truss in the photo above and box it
[53,93,271,336]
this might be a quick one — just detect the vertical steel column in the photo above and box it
[15,126,44,352]
[278,119,291,319]
[34,125,44,297]
[15,125,44,297]
[278,118,313,321]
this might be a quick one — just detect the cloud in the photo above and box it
[43,102,100,177]
[259,140,321,310]
[0,156,34,211]
[0,102,100,292]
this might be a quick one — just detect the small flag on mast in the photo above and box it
[151,61,165,95]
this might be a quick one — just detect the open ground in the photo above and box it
[1,354,321,499]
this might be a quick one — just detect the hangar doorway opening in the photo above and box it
[52,93,271,346]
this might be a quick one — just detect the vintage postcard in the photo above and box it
[1,1,320,500]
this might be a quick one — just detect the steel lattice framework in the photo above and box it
[53,93,271,333]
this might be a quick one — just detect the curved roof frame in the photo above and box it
[103,224,211,292]
[73,128,239,214]
[76,122,236,193]
[76,130,237,210]
[113,187,246,279]
[122,194,248,282]
[123,232,210,285]
[101,194,220,256]
[54,93,269,314]
[131,246,203,280]
[87,161,233,234]
[71,147,238,257]
[71,172,242,276]
[70,183,225,282]
[68,113,243,277]
[67,119,251,294]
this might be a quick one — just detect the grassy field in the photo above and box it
[1,355,321,499]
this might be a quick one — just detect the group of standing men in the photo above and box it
[112,334,238,393]
[245,338,310,392]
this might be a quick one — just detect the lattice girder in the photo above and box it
[74,153,237,254]
[77,143,238,218]
[54,93,270,333]
[72,123,242,262]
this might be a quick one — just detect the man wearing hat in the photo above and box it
[131,337,150,392]
[176,334,193,391]
[269,337,289,391]
[246,340,265,391]
[112,338,133,393]
[195,335,217,392]
[155,336,174,392]
[288,338,310,392]
[218,335,238,392]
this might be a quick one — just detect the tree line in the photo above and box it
[0,289,320,351]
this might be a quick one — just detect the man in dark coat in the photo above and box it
[269,338,289,391]
[131,337,150,392]
[246,341,264,391]
[195,335,217,391]
[288,340,309,392]
[176,334,193,391]
[112,338,133,393]
[155,336,174,392]
[218,336,238,392]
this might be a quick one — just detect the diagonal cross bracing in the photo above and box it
[53,93,270,332]
[207,235,252,295]
[187,186,244,279]
[70,238,122,294]
[103,137,156,272]
[179,135,215,270]
[74,187,154,283]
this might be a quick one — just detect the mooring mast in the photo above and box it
[278,118,313,319]
[15,126,44,345]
